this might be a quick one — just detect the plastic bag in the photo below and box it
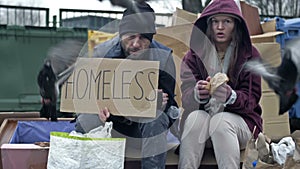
[69,122,113,138]
[242,136,258,169]
[47,122,126,169]
[283,138,300,169]
[204,97,224,116]
[271,137,295,165]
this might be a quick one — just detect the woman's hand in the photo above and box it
[98,107,110,123]
[195,76,211,100]
[212,83,232,103]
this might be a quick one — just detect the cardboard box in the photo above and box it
[240,1,263,35]
[259,92,290,140]
[250,16,289,140]
[253,43,282,67]
[261,19,277,32]
[154,24,193,107]
[251,19,284,43]
[253,42,282,92]
[171,7,198,26]
[0,112,39,126]
[155,24,192,60]
[251,31,284,43]
[1,144,49,169]
[0,118,75,169]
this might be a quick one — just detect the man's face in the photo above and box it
[210,15,235,45]
[121,33,151,56]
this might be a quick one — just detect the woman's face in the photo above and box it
[210,15,235,46]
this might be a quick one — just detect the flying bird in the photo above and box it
[37,40,83,121]
[245,38,300,115]
[98,0,147,8]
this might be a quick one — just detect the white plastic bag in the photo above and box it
[47,122,126,169]
[85,121,113,138]
[69,122,113,138]
[271,137,295,165]
[205,97,224,116]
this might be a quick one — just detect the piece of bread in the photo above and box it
[205,72,229,94]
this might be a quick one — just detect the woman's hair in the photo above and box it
[228,19,241,82]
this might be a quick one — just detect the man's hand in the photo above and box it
[98,107,110,122]
[157,89,168,111]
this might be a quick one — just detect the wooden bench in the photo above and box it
[125,143,245,169]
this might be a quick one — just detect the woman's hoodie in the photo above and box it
[180,0,262,138]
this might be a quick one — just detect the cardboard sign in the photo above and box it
[60,58,159,118]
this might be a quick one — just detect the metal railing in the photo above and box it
[260,14,296,20]
[59,8,173,32]
[0,5,49,27]
[1,4,300,29]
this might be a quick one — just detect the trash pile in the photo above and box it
[243,131,300,169]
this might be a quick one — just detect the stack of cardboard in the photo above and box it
[251,19,284,43]
[154,8,196,107]
[253,46,290,140]
[249,14,290,140]
[251,20,283,43]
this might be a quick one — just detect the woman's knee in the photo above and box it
[181,110,211,140]
[186,110,210,122]
[209,112,233,136]
[184,110,210,127]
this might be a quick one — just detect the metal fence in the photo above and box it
[2,4,300,29]
[0,5,173,31]
[59,8,173,32]
[0,5,49,27]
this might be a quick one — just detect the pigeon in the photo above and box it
[37,39,84,121]
[98,0,146,8]
[245,38,300,115]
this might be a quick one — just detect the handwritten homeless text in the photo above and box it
[60,58,159,117]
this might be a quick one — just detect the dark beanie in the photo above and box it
[119,2,156,41]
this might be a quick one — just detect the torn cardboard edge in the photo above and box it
[251,31,284,43]
[171,7,198,26]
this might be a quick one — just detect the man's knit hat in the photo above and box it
[119,2,156,41]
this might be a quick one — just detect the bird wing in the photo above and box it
[244,58,281,89]
[46,39,84,76]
